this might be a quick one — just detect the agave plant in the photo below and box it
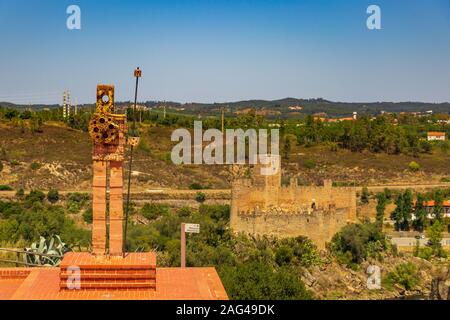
[24,235,71,267]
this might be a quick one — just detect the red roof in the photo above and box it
[427,132,446,137]
[0,266,228,300]
[423,200,450,207]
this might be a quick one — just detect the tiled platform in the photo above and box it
[59,252,157,290]
[0,266,228,300]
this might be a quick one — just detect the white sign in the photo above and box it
[184,223,200,234]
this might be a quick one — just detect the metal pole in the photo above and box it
[123,67,141,255]
[181,223,186,268]
[133,75,139,134]
[123,145,134,254]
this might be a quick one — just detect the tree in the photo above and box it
[329,222,386,266]
[384,263,419,291]
[361,187,370,205]
[432,191,444,222]
[375,192,387,229]
[219,262,312,300]
[408,161,421,172]
[413,193,427,232]
[15,187,25,199]
[426,220,445,257]
[195,192,206,203]
[391,190,413,231]
[47,189,59,204]
[282,136,291,160]
[4,109,18,120]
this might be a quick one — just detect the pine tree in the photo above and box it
[413,193,427,232]
[375,192,387,230]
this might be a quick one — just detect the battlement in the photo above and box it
[230,160,357,248]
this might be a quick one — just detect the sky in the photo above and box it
[0,0,450,105]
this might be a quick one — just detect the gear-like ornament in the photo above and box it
[88,113,119,144]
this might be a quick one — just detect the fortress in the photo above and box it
[230,157,357,249]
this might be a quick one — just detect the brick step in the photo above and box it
[59,279,156,290]
[60,273,155,280]
[60,269,156,278]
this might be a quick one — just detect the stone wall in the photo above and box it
[230,160,357,249]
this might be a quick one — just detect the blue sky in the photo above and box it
[0,0,450,104]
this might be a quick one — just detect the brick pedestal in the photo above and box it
[59,252,156,291]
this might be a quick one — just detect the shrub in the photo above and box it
[15,187,24,198]
[140,203,169,220]
[0,185,13,191]
[24,190,45,207]
[275,246,294,266]
[177,206,193,217]
[383,263,419,291]
[219,262,312,300]
[408,161,420,172]
[68,192,89,203]
[137,139,150,154]
[30,162,41,171]
[199,204,230,221]
[417,247,433,261]
[329,222,387,266]
[47,189,59,203]
[360,187,370,204]
[189,183,205,190]
[195,192,206,203]
[303,159,316,169]
[10,160,19,166]
[82,205,93,224]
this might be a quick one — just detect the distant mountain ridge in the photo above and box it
[1,97,449,117]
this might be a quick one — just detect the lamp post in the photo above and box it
[123,67,142,255]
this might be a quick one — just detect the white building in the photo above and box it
[427,132,446,141]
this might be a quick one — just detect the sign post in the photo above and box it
[180,223,200,268]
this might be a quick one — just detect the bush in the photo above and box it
[199,204,230,221]
[383,263,419,291]
[329,222,386,266]
[189,183,207,190]
[360,187,370,204]
[177,206,193,217]
[408,161,421,172]
[30,162,41,171]
[137,139,150,154]
[195,192,206,203]
[219,262,312,300]
[15,187,24,198]
[275,246,294,266]
[82,205,93,224]
[0,185,13,191]
[47,189,59,203]
[303,159,316,169]
[67,192,89,214]
[417,247,433,261]
[24,190,45,207]
[68,192,89,203]
[140,203,169,220]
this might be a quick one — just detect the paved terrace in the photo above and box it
[0,267,228,300]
